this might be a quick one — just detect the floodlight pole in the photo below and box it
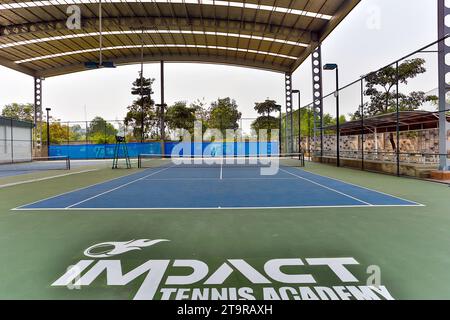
[140,29,144,143]
[335,67,340,167]
[292,90,301,154]
[45,108,51,157]
[160,61,165,141]
[324,63,340,167]
[277,105,282,154]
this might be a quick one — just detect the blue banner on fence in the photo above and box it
[49,142,162,159]
[50,141,279,159]
[164,142,279,157]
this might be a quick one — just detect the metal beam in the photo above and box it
[35,54,290,78]
[438,0,450,170]
[284,73,293,154]
[160,60,165,141]
[34,77,44,156]
[311,46,324,159]
[289,0,361,72]
[0,57,36,76]
[0,17,314,44]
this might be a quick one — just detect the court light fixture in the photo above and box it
[323,63,338,70]
[84,61,116,69]
[291,90,301,156]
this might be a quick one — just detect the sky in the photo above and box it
[0,0,439,125]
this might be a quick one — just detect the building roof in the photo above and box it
[0,115,33,128]
[0,0,360,77]
[324,111,450,136]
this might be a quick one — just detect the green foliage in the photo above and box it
[251,100,281,140]
[207,98,242,134]
[352,58,434,150]
[87,116,118,144]
[42,122,68,145]
[69,124,85,142]
[1,103,34,122]
[281,108,344,137]
[354,58,435,119]
[89,132,116,144]
[251,116,280,131]
[89,116,118,136]
[124,75,156,140]
[254,99,281,117]
[42,122,89,145]
[165,101,197,134]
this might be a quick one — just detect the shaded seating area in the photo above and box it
[315,111,450,177]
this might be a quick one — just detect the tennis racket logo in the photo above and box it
[84,239,169,258]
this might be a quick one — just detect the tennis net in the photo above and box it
[0,156,71,172]
[138,154,305,169]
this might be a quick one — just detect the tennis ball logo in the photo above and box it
[84,239,169,258]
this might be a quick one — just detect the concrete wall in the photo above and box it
[0,118,32,163]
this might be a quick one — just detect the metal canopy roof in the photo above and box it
[323,111,450,136]
[0,0,360,77]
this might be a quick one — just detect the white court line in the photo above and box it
[142,177,299,181]
[291,167,424,206]
[13,167,158,210]
[12,204,424,211]
[65,166,173,209]
[279,168,373,206]
[0,169,98,189]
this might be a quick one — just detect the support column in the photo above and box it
[284,72,293,154]
[311,46,324,159]
[438,0,450,171]
[160,60,166,141]
[34,77,44,157]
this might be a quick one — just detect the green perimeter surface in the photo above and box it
[0,162,449,300]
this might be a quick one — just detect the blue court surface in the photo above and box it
[14,164,422,210]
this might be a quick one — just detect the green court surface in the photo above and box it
[0,162,449,300]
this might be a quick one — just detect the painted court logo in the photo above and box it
[53,239,395,300]
[84,239,169,258]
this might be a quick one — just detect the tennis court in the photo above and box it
[15,156,421,210]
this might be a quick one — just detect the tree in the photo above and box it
[251,100,281,139]
[124,75,155,140]
[251,116,280,133]
[207,98,242,135]
[191,98,208,121]
[165,101,197,136]
[42,122,70,145]
[88,117,118,144]
[69,124,85,142]
[1,103,34,122]
[254,99,281,118]
[354,58,437,150]
[89,117,117,136]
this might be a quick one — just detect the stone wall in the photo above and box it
[294,129,440,156]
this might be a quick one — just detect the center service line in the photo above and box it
[65,166,174,209]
